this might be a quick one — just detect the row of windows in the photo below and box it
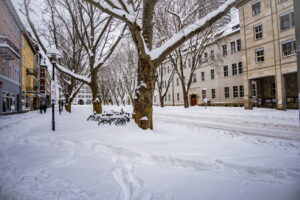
[255,39,296,63]
[222,39,241,56]
[1,60,20,82]
[252,0,289,17]
[154,85,244,103]
[170,62,243,87]
[253,11,294,42]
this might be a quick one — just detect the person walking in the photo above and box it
[43,104,47,113]
[39,103,43,114]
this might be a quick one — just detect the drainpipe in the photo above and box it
[294,0,300,126]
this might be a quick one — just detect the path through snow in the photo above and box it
[0,105,299,200]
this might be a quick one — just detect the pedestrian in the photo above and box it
[39,103,43,114]
[43,104,47,113]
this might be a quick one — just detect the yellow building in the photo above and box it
[21,32,39,110]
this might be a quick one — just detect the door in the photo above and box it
[190,94,197,106]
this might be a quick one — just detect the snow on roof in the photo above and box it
[217,8,240,38]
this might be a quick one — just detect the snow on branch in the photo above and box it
[150,0,241,62]
[83,0,137,24]
[56,63,91,84]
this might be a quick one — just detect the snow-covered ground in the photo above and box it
[0,105,300,200]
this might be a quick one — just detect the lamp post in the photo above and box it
[46,47,61,131]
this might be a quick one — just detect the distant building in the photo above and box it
[39,58,51,106]
[21,32,40,110]
[0,0,25,113]
[238,0,298,109]
[73,84,92,105]
[154,11,244,107]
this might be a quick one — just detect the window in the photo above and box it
[252,0,261,16]
[176,78,179,86]
[224,65,228,77]
[231,41,236,54]
[212,89,216,99]
[233,86,238,98]
[252,83,256,97]
[210,50,214,59]
[224,87,229,98]
[165,95,167,101]
[211,69,215,80]
[201,72,205,81]
[204,52,208,59]
[280,11,294,31]
[193,74,197,83]
[282,40,296,57]
[254,24,263,40]
[256,48,264,63]
[237,39,241,51]
[232,63,237,75]
[278,0,287,3]
[168,94,171,101]
[177,93,180,101]
[222,45,227,56]
[239,85,244,97]
[270,83,276,96]
[238,62,243,74]
[202,90,206,99]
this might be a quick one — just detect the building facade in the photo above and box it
[73,84,92,105]
[39,58,51,106]
[21,32,40,110]
[0,0,24,113]
[239,0,298,109]
[154,17,244,107]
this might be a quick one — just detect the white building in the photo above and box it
[154,10,244,107]
[73,84,92,105]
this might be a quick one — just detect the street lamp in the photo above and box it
[46,47,62,131]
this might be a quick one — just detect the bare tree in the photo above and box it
[155,62,174,107]
[82,0,243,129]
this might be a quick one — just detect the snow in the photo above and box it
[46,47,62,58]
[0,105,300,200]
[140,116,148,121]
[56,63,91,83]
[93,98,100,103]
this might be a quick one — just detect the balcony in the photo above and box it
[0,36,20,59]
[26,67,38,77]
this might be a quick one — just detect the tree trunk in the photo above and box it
[65,100,72,112]
[183,91,189,108]
[90,74,102,114]
[159,96,165,107]
[133,56,155,130]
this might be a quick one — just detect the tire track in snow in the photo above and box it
[155,115,300,142]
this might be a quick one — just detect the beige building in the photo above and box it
[239,0,298,109]
[154,17,245,107]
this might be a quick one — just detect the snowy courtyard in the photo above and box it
[0,106,300,200]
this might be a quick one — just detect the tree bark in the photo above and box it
[65,100,72,112]
[159,96,165,107]
[183,92,189,108]
[133,56,155,129]
[90,73,102,114]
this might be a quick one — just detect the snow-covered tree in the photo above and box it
[83,0,243,129]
